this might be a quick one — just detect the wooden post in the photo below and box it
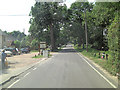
[84,9,88,52]
[38,44,40,55]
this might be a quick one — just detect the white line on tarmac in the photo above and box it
[24,72,31,77]
[77,53,117,88]
[8,79,20,88]
[33,68,37,70]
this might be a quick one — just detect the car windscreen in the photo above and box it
[5,49,13,51]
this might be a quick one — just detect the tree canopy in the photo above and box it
[29,1,119,75]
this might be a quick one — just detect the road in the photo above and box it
[5,46,114,88]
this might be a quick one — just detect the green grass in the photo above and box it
[74,45,117,76]
[32,55,43,58]
[32,54,52,58]
[48,54,52,57]
[31,50,38,52]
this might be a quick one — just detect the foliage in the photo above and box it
[20,35,31,48]
[29,2,68,51]
[32,55,43,58]
[73,2,119,76]
[31,39,39,50]
[107,14,120,75]
[14,40,20,48]
[28,1,119,76]
[7,31,26,41]
[86,2,119,50]
[68,2,93,46]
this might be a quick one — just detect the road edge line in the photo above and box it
[7,79,20,88]
[77,53,117,88]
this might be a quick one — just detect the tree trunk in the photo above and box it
[85,9,88,52]
[38,44,40,55]
[50,24,55,51]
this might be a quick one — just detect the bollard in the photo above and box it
[106,54,108,60]
[98,52,101,58]
[43,50,49,58]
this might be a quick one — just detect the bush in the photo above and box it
[107,15,120,75]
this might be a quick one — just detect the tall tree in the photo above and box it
[68,2,93,47]
[87,2,119,50]
[29,2,67,51]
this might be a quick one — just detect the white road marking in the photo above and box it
[24,72,31,77]
[33,68,37,70]
[77,53,117,88]
[8,79,20,88]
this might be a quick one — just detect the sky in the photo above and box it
[0,0,93,35]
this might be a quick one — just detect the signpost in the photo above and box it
[40,42,46,49]
[39,42,46,55]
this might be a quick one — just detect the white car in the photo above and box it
[0,49,4,58]
[5,51,12,57]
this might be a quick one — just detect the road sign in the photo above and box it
[40,42,46,49]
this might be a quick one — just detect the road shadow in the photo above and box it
[8,62,19,65]
[59,48,76,53]
[0,65,16,75]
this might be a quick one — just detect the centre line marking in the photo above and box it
[33,68,37,70]
[77,53,117,88]
[24,72,31,77]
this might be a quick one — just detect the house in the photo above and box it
[0,30,16,49]
[0,30,6,49]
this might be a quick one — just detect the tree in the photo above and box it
[8,31,26,41]
[31,39,39,50]
[68,2,93,48]
[87,2,119,50]
[107,14,120,75]
[14,40,20,48]
[29,2,68,51]
[20,36,31,48]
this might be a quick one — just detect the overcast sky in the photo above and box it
[0,0,94,35]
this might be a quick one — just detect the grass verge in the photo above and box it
[32,55,43,58]
[74,45,117,76]
[31,50,38,52]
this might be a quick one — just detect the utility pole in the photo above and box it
[84,9,88,52]
[23,28,25,34]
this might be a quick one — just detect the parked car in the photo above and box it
[0,49,3,53]
[20,48,29,53]
[0,49,12,57]
[16,48,21,55]
[5,50,12,57]
[25,47,30,52]
[5,48,19,55]
[0,49,3,58]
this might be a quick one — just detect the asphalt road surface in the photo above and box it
[6,46,114,88]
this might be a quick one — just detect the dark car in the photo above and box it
[20,48,29,53]
[25,47,30,52]
[5,48,21,55]
[16,48,21,55]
